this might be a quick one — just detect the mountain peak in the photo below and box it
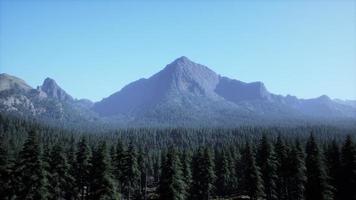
[172,56,192,64]
[40,77,73,102]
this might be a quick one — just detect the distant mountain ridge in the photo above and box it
[1,56,356,127]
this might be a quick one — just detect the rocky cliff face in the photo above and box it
[40,78,73,102]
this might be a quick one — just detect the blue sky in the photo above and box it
[1,0,355,101]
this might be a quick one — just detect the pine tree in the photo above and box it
[121,142,140,199]
[305,133,333,200]
[274,135,289,200]
[138,148,148,199]
[287,140,306,200]
[158,147,186,200]
[240,142,265,200]
[257,134,278,200]
[325,140,342,200]
[190,147,215,200]
[181,149,192,194]
[215,149,231,197]
[113,139,126,194]
[0,131,11,198]
[75,137,91,200]
[66,136,77,200]
[48,143,73,200]
[339,135,356,200]
[14,129,49,200]
[89,141,119,200]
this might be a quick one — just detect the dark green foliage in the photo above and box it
[257,134,278,200]
[138,148,148,199]
[181,149,192,194]
[1,114,356,200]
[48,143,73,200]
[121,142,141,199]
[190,147,215,200]
[325,140,342,200]
[75,137,91,200]
[89,142,119,200]
[305,134,333,200]
[14,129,49,200]
[339,135,356,200]
[215,149,231,197]
[274,136,289,200]
[158,147,186,200]
[240,142,265,200]
[0,129,11,198]
[287,140,306,200]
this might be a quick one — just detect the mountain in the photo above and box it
[40,78,74,102]
[0,73,32,92]
[92,56,356,126]
[1,56,356,127]
[0,74,97,126]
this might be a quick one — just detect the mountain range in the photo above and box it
[1,56,356,127]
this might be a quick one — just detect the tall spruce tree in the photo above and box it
[274,135,289,200]
[113,139,126,194]
[75,137,91,200]
[0,131,11,198]
[240,142,265,200]
[325,140,342,200]
[158,147,186,200]
[48,143,73,200]
[305,134,333,200]
[215,149,231,197]
[181,149,192,196]
[339,135,356,200]
[190,147,215,200]
[89,141,119,200]
[138,148,148,199]
[121,142,140,199]
[66,136,77,200]
[257,134,278,200]
[15,129,49,200]
[287,140,306,200]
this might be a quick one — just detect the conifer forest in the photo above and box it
[1,114,355,200]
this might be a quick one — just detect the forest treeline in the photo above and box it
[0,114,356,200]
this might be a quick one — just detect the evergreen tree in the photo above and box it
[339,135,356,200]
[181,149,192,194]
[0,131,11,198]
[215,149,231,197]
[158,147,186,200]
[190,147,215,200]
[113,139,126,194]
[89,141,119,200]
[121,142,140,199]
[240,142,265,200]
[305,134,333,200]
[66,136,77,200]
[48,143,73,200]
[325,140,342,200]
[14,129,49,200]
[75,137,91,200]
[257,134,278,200]
[274,135,289,200]
[138,148,148,199]
[287,140,306,200]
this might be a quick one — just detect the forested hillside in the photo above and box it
[0,114,356,200]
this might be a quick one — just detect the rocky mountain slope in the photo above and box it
[0,73,97,125]
[1,57,355,127]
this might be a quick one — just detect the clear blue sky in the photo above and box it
[1,0,355,101]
